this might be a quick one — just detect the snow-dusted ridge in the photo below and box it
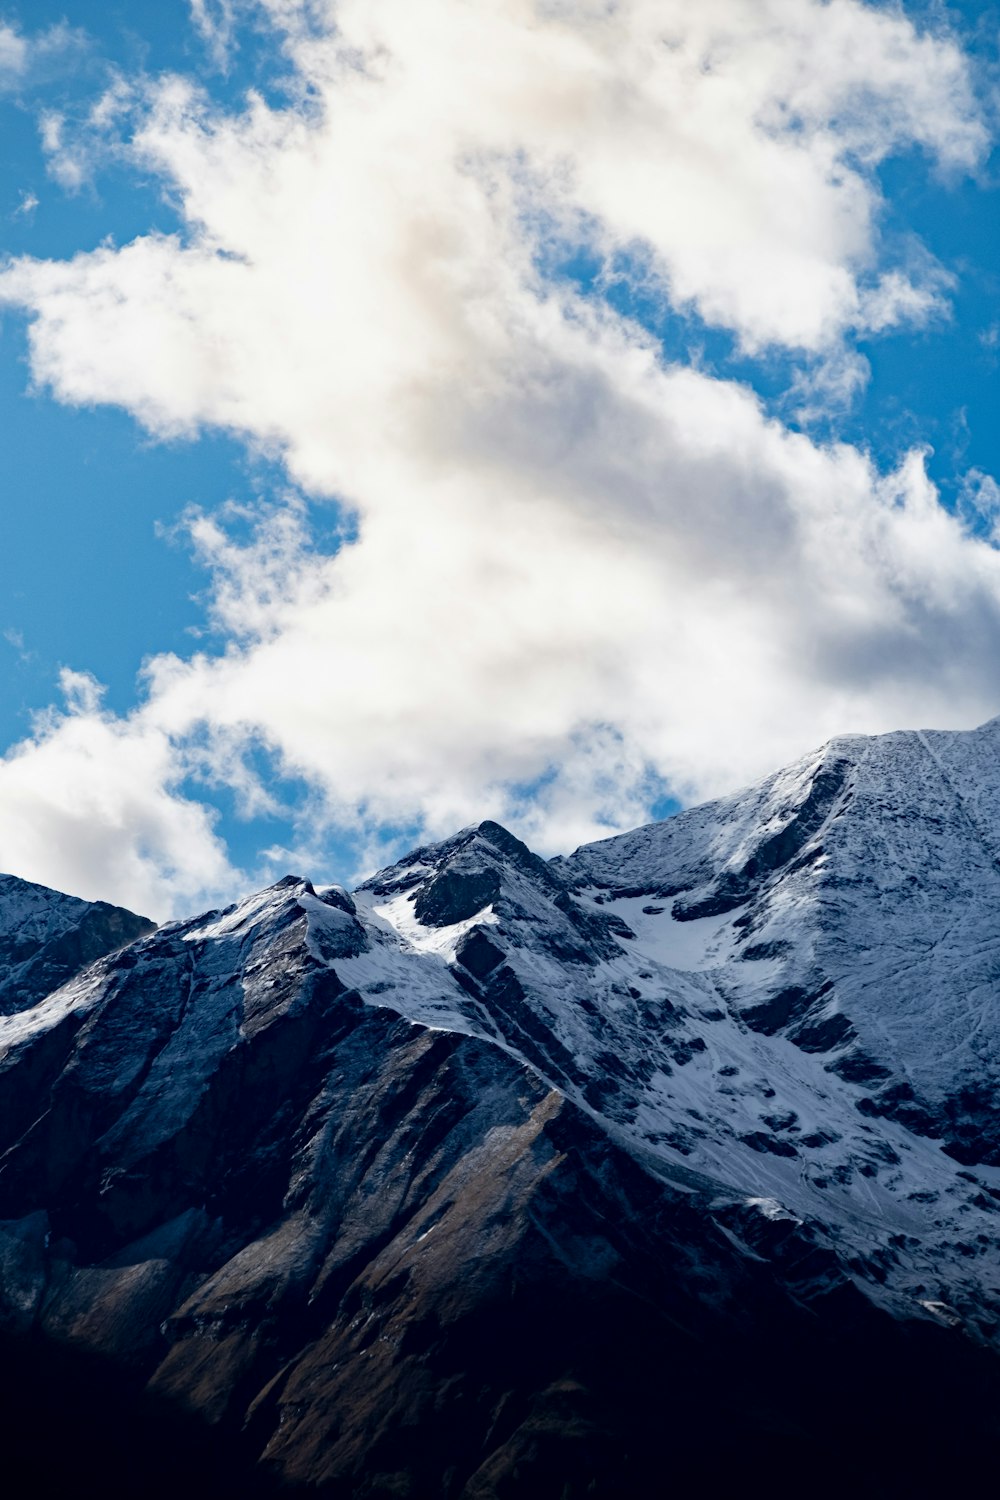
[4,723,1000,1489]
[0,872,154,1016]
[304,796,1000,1341]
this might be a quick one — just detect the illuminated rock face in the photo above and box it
[4,721,1000,1494]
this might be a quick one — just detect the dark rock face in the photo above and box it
[414,865,502,927]
[6,721,1000,1491]
[0,872,155,1015]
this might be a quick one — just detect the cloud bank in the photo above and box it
[1,0,998,917]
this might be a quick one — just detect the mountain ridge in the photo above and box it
[4,718,1000,1492]
[0,871,154,1016]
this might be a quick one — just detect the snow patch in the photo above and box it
[745,1197,803,1225]
[366,890,498,964]
[596,894,737,971]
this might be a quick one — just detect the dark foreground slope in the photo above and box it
[4,722,1000,1494]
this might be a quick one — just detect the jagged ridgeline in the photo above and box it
[4,720,1000,1495]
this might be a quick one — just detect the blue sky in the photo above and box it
[1,1,999,916]
[0,2,318,873]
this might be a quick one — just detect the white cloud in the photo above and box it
[36,77,137,192]
[860,263,954,335]
[38,111,89,191]
[0,20,88,96]
[0,0,998,916]
[958,469,1000,541]
[189,1,239,71]
[0,25,29,83]
[0,672,234,919]
[10,190,38,220]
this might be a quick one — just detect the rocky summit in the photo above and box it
[5,720,1000,1495]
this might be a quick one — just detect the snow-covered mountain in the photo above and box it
[3,720,1000,1494]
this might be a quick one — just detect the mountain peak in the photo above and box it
[5,720,1000,1490]
[0,872,154,1016]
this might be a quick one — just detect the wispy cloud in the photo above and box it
[0,20,89,96]
[189,1,240,72]
[37,75,137,191]
[9,189,38,220]
[958,468,1000,541]
[2,626,32,663]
